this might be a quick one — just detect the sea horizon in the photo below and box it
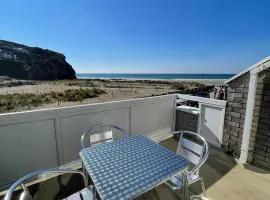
[76,73,235,80]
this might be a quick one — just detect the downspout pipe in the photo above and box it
[239,69,258,163]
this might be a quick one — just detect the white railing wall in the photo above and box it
[0,95,176,188]
[177,94,227,146]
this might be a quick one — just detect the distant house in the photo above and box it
[223,56,270,169]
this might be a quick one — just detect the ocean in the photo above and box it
[76,73,235,80]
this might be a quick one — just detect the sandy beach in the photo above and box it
[0,78,225,113]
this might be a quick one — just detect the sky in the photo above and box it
[0,0,270,74]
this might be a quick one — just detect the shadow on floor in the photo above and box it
[243,163,270,174]
[160,137,237,191]
[4,137,269,200]
[1,174,85,200]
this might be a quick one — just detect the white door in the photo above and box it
[199,104,224,146]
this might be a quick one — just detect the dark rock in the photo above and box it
[0,40,76,80]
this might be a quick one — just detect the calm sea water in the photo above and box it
[76,73,235,80]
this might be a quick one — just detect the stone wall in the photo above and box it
[223,70,270,169]
[249,71,270,169]
[222,73,250,158]
[175,110,198,132]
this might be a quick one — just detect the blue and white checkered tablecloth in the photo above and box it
[79,135,189,200]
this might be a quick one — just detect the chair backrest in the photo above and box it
[4,169,87,200]
[175,130,209,175]
[80,124,128,148]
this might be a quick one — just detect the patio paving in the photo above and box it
[1,137,270,200]
[158,137,270,200]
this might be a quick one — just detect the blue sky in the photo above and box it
[0,0,270,73]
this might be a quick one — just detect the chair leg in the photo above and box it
[170,188,183,200]
[82,164,89,186]
[189,178,206,199]
[199,178,206,197]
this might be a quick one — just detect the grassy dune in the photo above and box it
[0,88,105,112]
[0,79,216,113]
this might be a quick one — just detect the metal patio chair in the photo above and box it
[4,168,96,200]
[80,124,128,148]
[160,130,209,198]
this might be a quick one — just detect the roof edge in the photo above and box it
[224,56,270,84]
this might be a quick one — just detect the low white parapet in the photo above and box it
[0,94,177,189]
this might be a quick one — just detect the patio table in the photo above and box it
[79,135,189,200]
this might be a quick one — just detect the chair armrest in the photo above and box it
[4,169,87,200]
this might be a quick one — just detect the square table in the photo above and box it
[79,135,189,200]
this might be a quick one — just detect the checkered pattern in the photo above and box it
[79,135,188,200]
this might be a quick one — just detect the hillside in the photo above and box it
[0,40,76,80]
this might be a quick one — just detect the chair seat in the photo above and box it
[189,173,199,182]
[165,175,183,190]
[165,173,200,190]
[64,186,95,200]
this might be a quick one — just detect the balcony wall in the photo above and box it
[0,95,176,189]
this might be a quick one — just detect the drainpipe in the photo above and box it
[239,69,257,163]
